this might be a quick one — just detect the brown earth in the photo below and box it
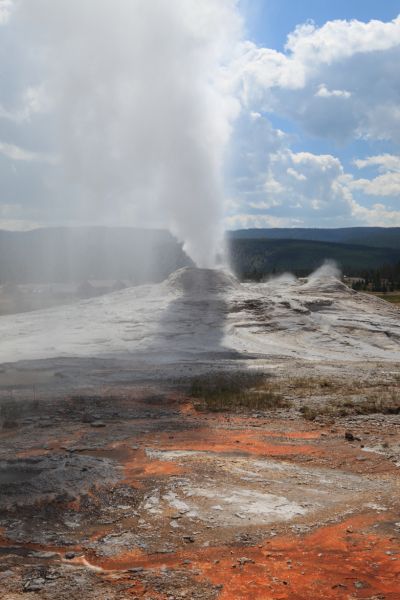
[0,366,399,599]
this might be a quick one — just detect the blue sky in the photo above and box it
[242,0,400,49]
[223,0,400,229]
[240,0,400,169]
[0,0,400,240]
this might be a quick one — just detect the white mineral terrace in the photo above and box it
[0,266,399,366]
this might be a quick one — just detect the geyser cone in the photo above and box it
[165,267,240,295]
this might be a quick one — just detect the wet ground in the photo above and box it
[0,362,399,599]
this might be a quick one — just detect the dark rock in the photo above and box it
[182,535,195,543]
[81,414,95,423]
[345,431,360,442]
[23,578,45,592]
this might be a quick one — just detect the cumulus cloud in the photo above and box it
[315,84,351,99]
[351,173,400,197]
[231,15,400,143]
[220,14,400,228]
[351,153,400,197]
[285,17,400,62]
[1,6,400,237]
[227,139,400,228]
[350,201,400,226]
[354,154,400,172]
[224,111,288,213]
[225,213,297,229]
[260,150,353,223]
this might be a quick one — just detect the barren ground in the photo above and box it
[0,269,399,598]
[0,359,399,600]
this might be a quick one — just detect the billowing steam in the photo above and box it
[14,0,242,267]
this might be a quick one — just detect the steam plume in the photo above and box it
[15,0,242,266]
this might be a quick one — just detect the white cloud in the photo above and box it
[234,16,400,95]
[351,153,400,196]
[285,17,400,63]
[350,201,400,226]
[351,173,400,197]
[0,202,41,231]
[354,154,400,173]
[225,213,299,229]
[0,219,39,230]
[231,15,400,143]
[0,141,56,163]
[261,150,353,222]
[315,84,351,99]
[248,199,281,210]
[0,0,13,25]
[287,167,307,181]
[228,134,400,227]
[0,86,51,123]
[1,6,400,235]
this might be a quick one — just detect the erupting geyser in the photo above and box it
[13,0,243,267]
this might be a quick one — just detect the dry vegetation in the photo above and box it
[367,291,400,305]
[187,372,400,419]
[188,371,290,412]
[300,391,400,420]
[288,376,400,420]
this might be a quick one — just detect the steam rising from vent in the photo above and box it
[307,260,342,282]
[15,0,242,267]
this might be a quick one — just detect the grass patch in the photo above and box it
[368,292,400,305]
[0,398,20,429]
[188,371,290,413]
[299,405,319,421]
[300,390,400,420]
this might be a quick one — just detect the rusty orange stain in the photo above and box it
[16,448,50,458]
[122,452,182,482]
[99,444,184,484]
[275,431,322,440]
[2,394,399,599]
[141,428,322,459]
[80,513,399,600]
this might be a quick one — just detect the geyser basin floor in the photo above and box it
[0,269,399,598]
[0,374,399,600]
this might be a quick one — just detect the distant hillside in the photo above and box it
[228,227,400,250]
[0,227,192,284]
[1,226,399,286]
[228,238,400,280]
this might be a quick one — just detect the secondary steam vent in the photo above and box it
[165,267,240,295]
